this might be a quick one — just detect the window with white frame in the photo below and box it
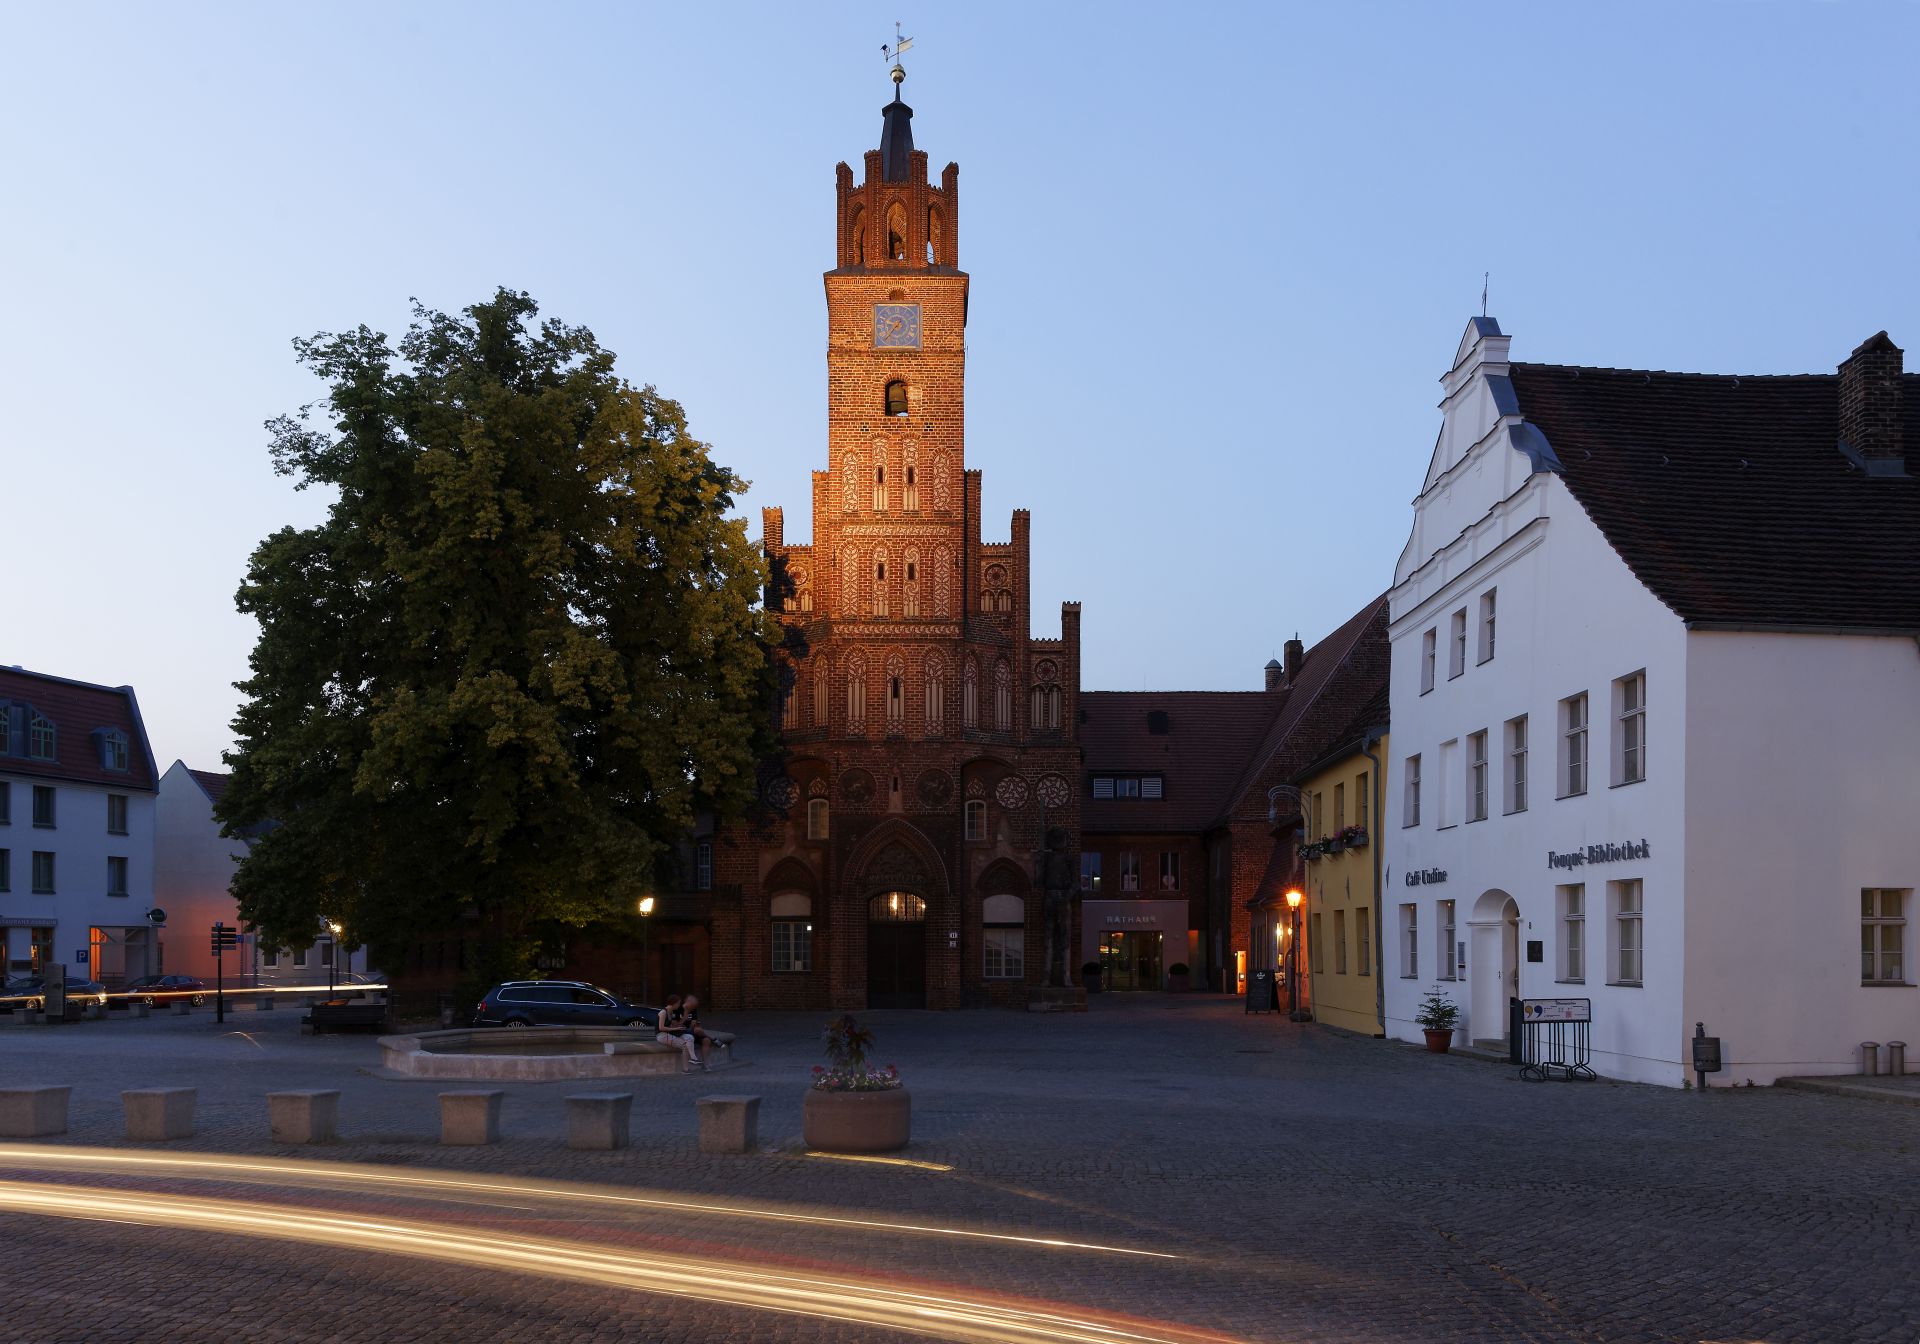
[1403,754,1421,826]
[1435,738,1458,828]
[107,856,128,896]
[1614,671,1646,785]
[1119,852,1140,892]
[983,893,1024,979]
[101,730,128,771]
[293,946,308,968]
[1478,589,1497,663]
[1356,907,1371,975]
[1505,715,1528,813]
[107,794,128,835]
[1558,884,1585,982]
[771,892,813,972]
[1608,879,1642,985]
[1560,693,1588,797]
[1467,730,1488,822]
[28,710,55,760]
[1862,889,1907,984]
[806,798,829,840]
[964,799,986,842]
[1420,630,1436,694]
[261,948,280,969]
[1334,909,1348,974]
[32,786,54,828]
[31,851,53,893]
[1309,912,1324,974]
[1399,903,1417,977]
[1449,609,1467,679]
[1159,852,1181,891]
[1437,899,1456,980]
[694,840,713,891]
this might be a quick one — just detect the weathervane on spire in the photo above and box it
[881,22,913,86]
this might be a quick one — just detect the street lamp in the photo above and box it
[1284,889,1305,1020]
[637,896,656,1005]
[326,921,343,993]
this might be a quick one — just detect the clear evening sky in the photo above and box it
[4,3,1917,772]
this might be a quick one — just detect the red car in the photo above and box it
[121,975,207,1007]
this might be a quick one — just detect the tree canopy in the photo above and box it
[220,289,776,969]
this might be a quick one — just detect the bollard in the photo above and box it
[133,1002,150,1020]
[171,1000,191,1017]
[565,1093,634,1151]
[23,1009,45,1026]
[0,1086,72,1138]
[123,1088,196,1141]
[268,1090,340,1144]
[1862,1041,1881,1076]
[88,1004,107,1021]
[696,1095,761,1155]
[439,1090,504,1146]
[1888,1041,1907,1077]
[257,994,276,1011]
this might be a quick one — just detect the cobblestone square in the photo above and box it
[3,995,1915,1341]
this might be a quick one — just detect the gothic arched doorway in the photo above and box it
[867,890,927,1008]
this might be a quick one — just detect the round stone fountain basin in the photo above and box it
[378,1027,682,1081]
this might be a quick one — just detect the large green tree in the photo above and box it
[220,289,776,972]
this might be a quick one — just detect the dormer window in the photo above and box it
[98,729,129,772]
[885,381,908,417]
[28,710,55,761]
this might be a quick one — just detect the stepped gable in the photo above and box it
[1509,357,1920,629]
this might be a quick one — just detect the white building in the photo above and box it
[1383,320,1918,1086]
[154,761,372,985]
[0,668,160,986]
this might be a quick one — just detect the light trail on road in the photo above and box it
[0,1145,1176,1259]
[0,1177,1235,1344]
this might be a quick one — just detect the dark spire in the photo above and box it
[879,86,914,183]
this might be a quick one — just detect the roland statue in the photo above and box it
[1033,825,1079,989]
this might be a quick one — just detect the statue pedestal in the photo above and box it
[1026,986,1088,1013]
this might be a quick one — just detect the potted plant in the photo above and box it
[1339,825,1369,850]
[1327,833,1346,854]
[1081,960,1104,993]
[1415,988,1462,1053]
[1166,962,1190,993]
[803,1014,910,1152]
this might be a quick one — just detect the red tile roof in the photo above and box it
[1509,362,1920,629]
[0,667,157,791]
[188,769,230,804]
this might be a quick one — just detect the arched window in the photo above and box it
[873,464,888,512]
[28,710,55,761]
[812,670,828,727]
[800,587,813,613]
[998,591,1014,613]
[806,799,829,840]
[903,549,920,617]
[983,894,1024,979]
[1029,684,1046,730]
[927,206,945,266]
[771,892,813,972]
[994,660,1012,731]
[885,380,908,417]
[846,655,867,729]
[848,205,866,266]
[886,655,905,729]
[924,654,945,736]
[963,658,979,728]
[841,548,860,616]
[872,549,889,617]
[965,799,987,842]
[902,440,919,511]
[886,201,907,261]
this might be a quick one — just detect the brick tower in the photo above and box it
[708,73,1083,1011]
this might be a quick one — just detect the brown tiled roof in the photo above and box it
[1509,362,1920,629]
[188,769,230,804]
[0,667,158,791]
[1079,691,1284,834]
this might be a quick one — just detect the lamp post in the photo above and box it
[327,921,342,993]
[638,896,656,1005]
[1285,889,1305,1020]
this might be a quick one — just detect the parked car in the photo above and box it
[0,977,110,1011]
[121,974,208,1007]
[473,980,657,1029]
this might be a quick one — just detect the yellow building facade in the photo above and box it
[1298,732,1388,1036]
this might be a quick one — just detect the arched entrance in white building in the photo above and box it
[1468,889,1520,1047]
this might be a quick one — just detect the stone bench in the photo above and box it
[268,1089,340,1144]
[0,1086,71,1138]
[696,1095,760,1154]
[439,1090,504,1145]
[124,1087,196,1141]
[565,1093,634,1150]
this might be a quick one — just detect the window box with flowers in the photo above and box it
[1337,825,1369,850]
[804,1014,910,1152]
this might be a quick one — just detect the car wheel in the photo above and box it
[503,1015,532,1027]
[192,995,206,1006]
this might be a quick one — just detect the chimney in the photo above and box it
[1839,331,1906,477]
[1283,637,1305,685]
[1263,658,1284,692]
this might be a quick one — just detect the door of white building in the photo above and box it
[1469,890,1520,1046]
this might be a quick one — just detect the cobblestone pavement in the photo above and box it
[2,995,1917,1342]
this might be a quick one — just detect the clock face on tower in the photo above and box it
[873,304,921,348]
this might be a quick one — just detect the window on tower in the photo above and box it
[885,381,908,417]
[886,201,907,261]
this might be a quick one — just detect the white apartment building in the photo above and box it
[1384,320,1919,1086]
[0,667,160,986]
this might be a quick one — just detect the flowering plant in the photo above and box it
[1337,825,1369,848]
[813,1014,902,1091]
